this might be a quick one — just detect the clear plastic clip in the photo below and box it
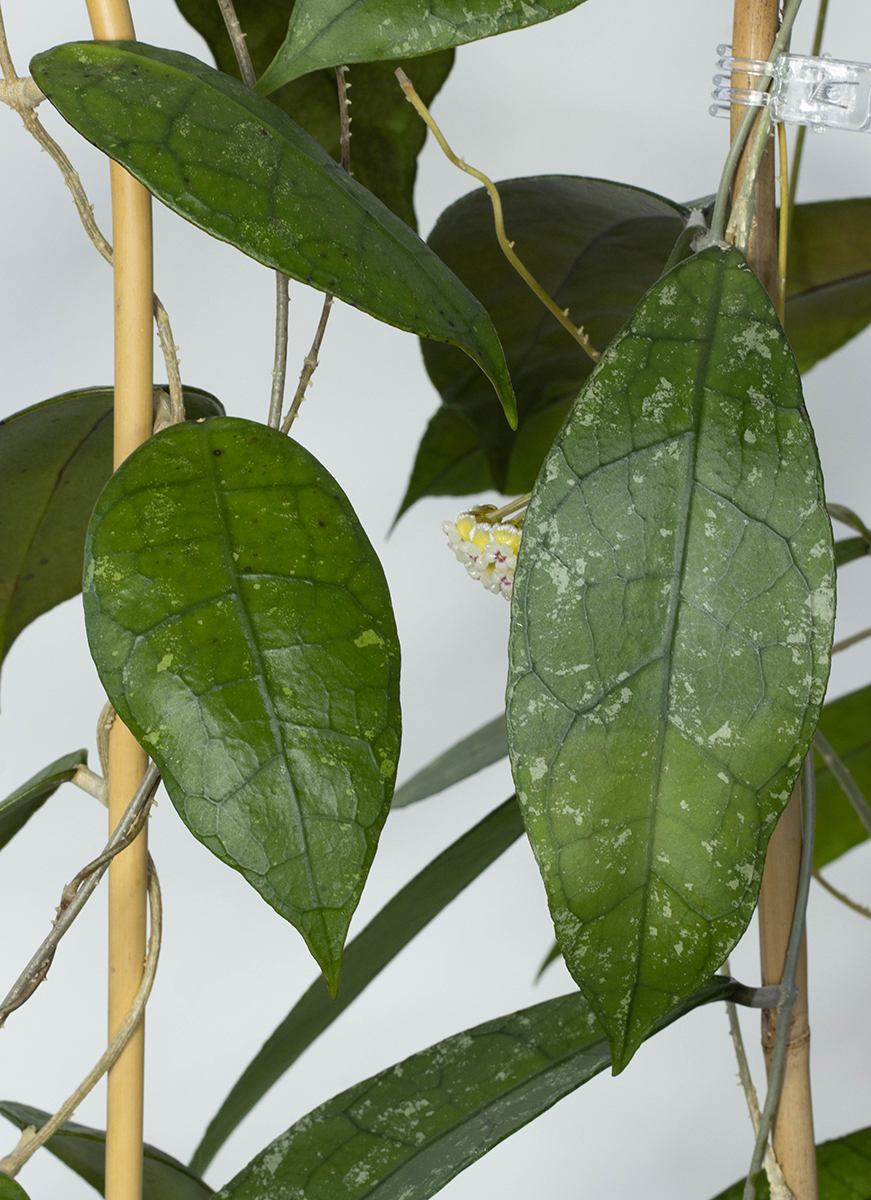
[710,44,871,133]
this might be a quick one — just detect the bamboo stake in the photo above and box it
[84,3,153,1199]
[730,1,818,1195]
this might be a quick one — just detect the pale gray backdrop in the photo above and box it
[1,1,870,1197]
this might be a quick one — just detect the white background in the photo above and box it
[1,1,870,1197]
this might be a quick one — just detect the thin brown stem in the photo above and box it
[813,870,871,921]
[282,296,334,433]
[832,623,871,655]
[268,271,290,429]
[217,0,257,87]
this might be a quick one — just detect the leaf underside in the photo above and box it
[83,418,401,992]
[31,42,515,426]
[0,749,87,851]
[507,246,835,1071]
[212,976,736,1200]
[256,0,592,92]
[0,386,222,681]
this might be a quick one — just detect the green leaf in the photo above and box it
[213,975,735,1200]
[507,246,835,1072]
[0,1102,212,1199]
[815,683,871,868]
[191,795,524,1174]
[400,176,686,513]
[0,385,222,682]
[0,1175,31,1200]
[392,714,508,807]
[256,0,592,92]
[173,0,453,230]
[785,198,871,373]
[834,537,870,567]
[709,1123,871,1200]
[83,417,401,994]
[32,42,515,427]
[0,749,88,852]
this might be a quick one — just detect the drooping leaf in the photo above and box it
[399,176,686,514]
[835,537,870,566]
[815,683,871,868]
[32,42,515,426]
[392,714,508,808]
[0,1102,212,1199]
[192,796,523,1174]
[0,749,88,852]
[83,417,401,994]
[213,975,736,1200]
[0,386,222,681]
[710,1123,871,1200]
[172,0,453,230]
[507,246,835,1072]
[256,0,592,92]
[785,198,871,373]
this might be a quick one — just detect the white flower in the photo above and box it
[442,499,528,600]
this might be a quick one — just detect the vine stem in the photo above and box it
[83,5,153,1200]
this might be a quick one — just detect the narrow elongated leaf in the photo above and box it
[400,177,686,514]
[0,386,222,680]
[392,714,508,808]
[213,975,735,1200]
[786,198,871,372]
[0,1103,212,1199]
[710,1123,871,1200]
[0,749,87,851]
[32,42,515,426]
[83,417,401,993]
[256,0,592,92]
[815,683,871,868]
[507,246,835,1072]
[172,0,453,230]
[192,796,523,1174]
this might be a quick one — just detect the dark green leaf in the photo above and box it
[192,796,523,1174]
[0,749,87,852]
[0,1175,31,1200]
[785,198,871,372]
[213,976,735,1200]
[400,176,686,513]
[710,1123,871,1200]
[392,714,507,808]
[834,536,869,567]
[173,0,453,229]
[507,247,835,1072]
[256,0,592,92]
[83,417,401,993]
[0,386,222,681]
[0,1102,212,1199]
[815,683,871,868]
[32,42,515,426]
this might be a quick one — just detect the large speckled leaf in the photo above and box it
[786,198,871,373]
[191,796,524,1174]
[814,682,871,868]
[82,417,401,993]
[32,42,515,426]
[399,177,686,515]
[710,1123,871,1200]
[0,749,87,852]
[212,976,735,1200]
[0,386,222,682]
[172,0,453,230]
[256,0,592,92]
[0,1102,212,1199]
[506,246,835,1072]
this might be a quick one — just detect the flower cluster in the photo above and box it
[443,500,527,600]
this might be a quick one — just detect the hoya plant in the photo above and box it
[0,0,870,1198]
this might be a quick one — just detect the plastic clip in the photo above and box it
[710,44,871,134]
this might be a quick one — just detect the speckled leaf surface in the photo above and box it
[710,1123,871,1200]
[82,418,401,992]
[399,176,686,515]
[0,1102,212,1199]
[173,0,453,230]
[0,749,87,851]
[256,0,591,92]
[0,385,222,680]
[213,976,735,1200]
[192,796,524,1175]
[31,42,514,426]
[506,246,835,1072]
